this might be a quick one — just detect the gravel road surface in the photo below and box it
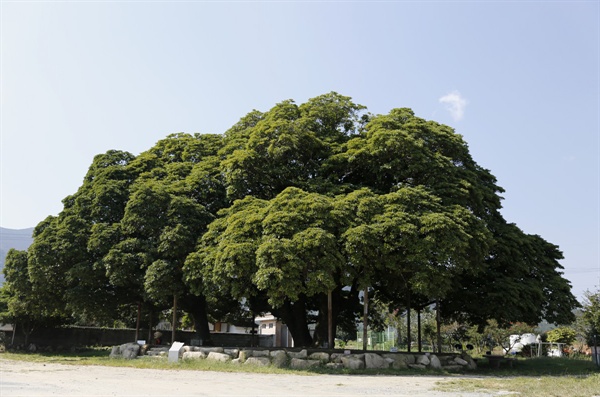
[0,359,495,397]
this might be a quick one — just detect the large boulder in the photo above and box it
[270,350,286,357]
[244,357,271,366]
[287,349,308,359]
[252,349,270,357]
[239,350,251,362]
[224,348,239,357]
[120,343,140,359]
[460,353,477,370]
[207,352,231,362]
[398,354,415,365]
[381,354,408,369]
[415,354,430,366]
[198,347,224,355]
[309,352,330,362]
[341,356,365,370]
[453,357,468,366]
[109,345,121,358]
[364,353,389,369]
[290,358,321,369]
[271,351,288,368]
[182,351,206,360]
[429,355,442,369]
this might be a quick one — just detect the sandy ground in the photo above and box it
[0,358,495,397]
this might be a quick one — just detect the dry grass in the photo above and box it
[436,373,600,397]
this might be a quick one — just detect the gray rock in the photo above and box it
[349,353,365,360]
[239,350,250,362]
[231,358,242,365]
[408,364,427,370]
[287,349,308,359]
[109,345,121,358]
[325,362,345,369]
[365,353,389,369]
[429,355,442,369]
[467,357,477,370]
[270,350,286,357]
[271,351,288,368]
[454,357,468,366]
[290,358,321,369]
[244,357,271,366]
[198,347,224,354]
[252,349,270,357]
[224,348,239,357]
[341,356,365,370]
[121,343,140,359]
[330,353,344,363]
[207,352,231,362]
[398,354,415,364]
[415,354,430,366]
[309,352,330,362]
[182,351,206,360]
[392,359,408,369]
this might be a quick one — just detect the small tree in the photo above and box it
[581,290,600,346]
[546,327,577,345]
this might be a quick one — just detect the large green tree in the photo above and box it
[20,92,578,349]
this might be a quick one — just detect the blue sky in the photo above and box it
[1,1,598,300]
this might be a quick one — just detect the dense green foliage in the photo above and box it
[0,93,578,346]
[580,290,600,345]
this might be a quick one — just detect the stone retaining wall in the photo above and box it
[112,343,477,371]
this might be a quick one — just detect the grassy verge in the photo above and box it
[436,357,600,397]
[1,349,299,374]
[0,349,439,376]
[436,373,600,397]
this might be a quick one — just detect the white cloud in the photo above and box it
[439,91,467,121]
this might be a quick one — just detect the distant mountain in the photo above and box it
[0,227,35,284]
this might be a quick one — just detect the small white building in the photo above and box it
[254,313,293,347]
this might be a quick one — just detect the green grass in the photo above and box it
[0,348,302,374]
[436,357,600,397]
[436,373,600,397]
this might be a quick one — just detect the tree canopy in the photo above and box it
[1,92,578,347]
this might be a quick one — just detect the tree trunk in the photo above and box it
[147,309,153,342]
[328,289,333,349]
[135,302,141,342]
[407,307,411,353]
[171,295,177,344]
[179,294,212,345]
[312,290,340,348]
[273,295,313,347]
[436,299,442,354]
[417,309,422,353]
[363,287,369,351]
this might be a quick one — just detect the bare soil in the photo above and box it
[0,358,494,397]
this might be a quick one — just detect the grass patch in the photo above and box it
[436,374,600,397]
[0,349,301,374]
[436,357,600,397]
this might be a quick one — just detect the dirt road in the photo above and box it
[0,359,494,397]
